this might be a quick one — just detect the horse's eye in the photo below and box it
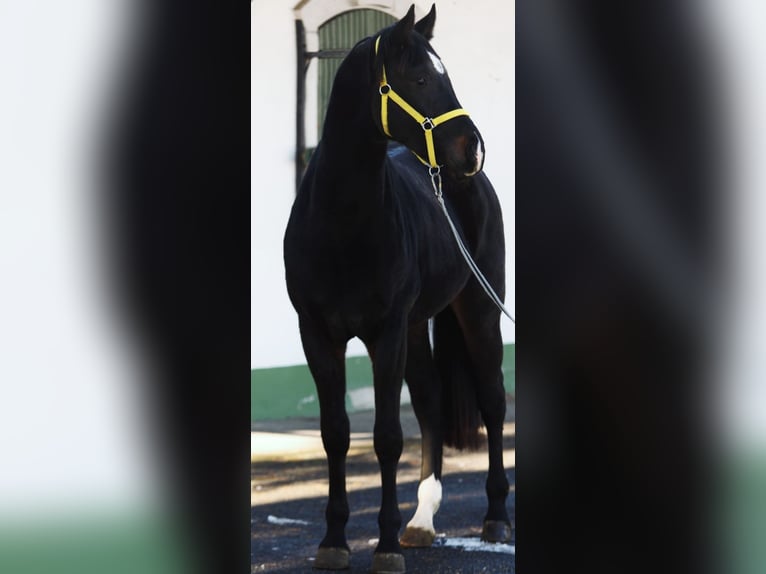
[417,77,426,86]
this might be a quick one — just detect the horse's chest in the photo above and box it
[320,264,406,313]
[302,242,412,325]
[306,282,396,342]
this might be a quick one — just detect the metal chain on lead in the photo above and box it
[429,166,442,198]
[430,168,516,324]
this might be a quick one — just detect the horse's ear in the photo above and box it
[414,4,436,40]
[390,4,416,47]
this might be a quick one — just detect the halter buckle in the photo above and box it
[379,84,391,95]
[421,118,435,131]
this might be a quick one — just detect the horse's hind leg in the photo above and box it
[298,316,351,569]
[453,301,512,543]
[400,320,443,548]
[366,317,408,574]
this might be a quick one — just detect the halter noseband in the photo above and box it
[374,36,469,169]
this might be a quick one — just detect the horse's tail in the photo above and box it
[433,306,485,451]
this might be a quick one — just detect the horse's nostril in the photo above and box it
[463,131,483,176]
[467,132,479,154]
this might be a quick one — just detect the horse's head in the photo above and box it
[372,4,485,179]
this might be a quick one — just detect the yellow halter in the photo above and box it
[374,36,470,169]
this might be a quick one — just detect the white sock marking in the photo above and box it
[406,473,442,533]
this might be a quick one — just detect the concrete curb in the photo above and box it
[251,400,515,461]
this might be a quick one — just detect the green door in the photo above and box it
[317,9,395,137]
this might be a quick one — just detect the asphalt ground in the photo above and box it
[251,399,515,573]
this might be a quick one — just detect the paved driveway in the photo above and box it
[251,401,515,573]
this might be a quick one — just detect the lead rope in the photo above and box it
[430,167,516,323]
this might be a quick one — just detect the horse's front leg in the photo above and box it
[298,316,351,570]
[367,318,408,574]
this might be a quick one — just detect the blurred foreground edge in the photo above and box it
[104,3,251,574]
[516,2,721,573]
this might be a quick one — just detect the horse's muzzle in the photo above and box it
[447,129,485,178]
[440,120,485,178]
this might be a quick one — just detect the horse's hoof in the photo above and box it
[400,525,435,548]
[481,520,512,543]
[371,552,406,573]
[314,547,350,570]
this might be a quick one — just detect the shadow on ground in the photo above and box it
[252,428,515,574]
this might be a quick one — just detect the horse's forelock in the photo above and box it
[379,30,429,76]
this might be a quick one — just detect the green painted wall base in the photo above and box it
[251,344,514,421]
[0,513,186,574]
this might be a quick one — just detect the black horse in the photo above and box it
[284,5,510,572]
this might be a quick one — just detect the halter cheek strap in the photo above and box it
[374,36,470,169]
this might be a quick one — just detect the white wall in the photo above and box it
[251,1,304,368]
[0,0,161,520]
[251,1,515,368]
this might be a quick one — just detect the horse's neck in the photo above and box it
[312,49,388,214]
